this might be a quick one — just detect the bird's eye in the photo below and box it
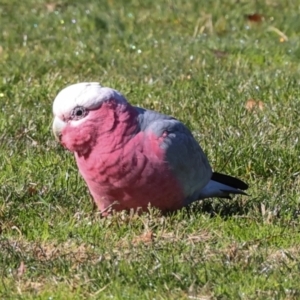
[71,106,88,120]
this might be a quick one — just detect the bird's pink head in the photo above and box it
[52,82,132,156]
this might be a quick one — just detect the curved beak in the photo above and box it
[52,116,66,142]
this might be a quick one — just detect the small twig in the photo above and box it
[268,26,288,41]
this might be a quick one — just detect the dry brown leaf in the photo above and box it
[27,184,48,196]
[227,243,239,261]
[46,3,57,12]
[27,185,38,196]
[132,231,154,244]
[17,261,26,278]
[245,99,264,112]
[246,13,264,23]
[211,49,227,59]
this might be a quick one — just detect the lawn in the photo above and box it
[1,0,300,299]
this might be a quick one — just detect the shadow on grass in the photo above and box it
[183,198,254,219]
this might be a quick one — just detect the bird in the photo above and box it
[52,82,248,215]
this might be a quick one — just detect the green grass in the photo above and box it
[1,0,300,298]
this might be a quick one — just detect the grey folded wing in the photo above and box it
[136,107,212,202]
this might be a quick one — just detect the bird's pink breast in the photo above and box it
[75,130,185,213]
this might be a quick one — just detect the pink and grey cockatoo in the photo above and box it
[52,82,248,214]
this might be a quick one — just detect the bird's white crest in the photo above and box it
[53,82,127,119]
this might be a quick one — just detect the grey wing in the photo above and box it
[144,116,212,202]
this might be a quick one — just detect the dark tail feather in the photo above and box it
[196,172,248,200]
[211,172,248,191]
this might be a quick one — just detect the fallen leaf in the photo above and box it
[246,13,264,23]
[17,261,26,278]
[27,184,48,196]
[211,49,228,59]
[245,99,264,112]
[227,243,238,261]
[27,185,38,196]
[132,231,154,244]
[46,3,57,12]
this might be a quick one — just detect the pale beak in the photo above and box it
[52,116,66,142]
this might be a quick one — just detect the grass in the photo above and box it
[1,0,300,298]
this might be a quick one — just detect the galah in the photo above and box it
[52,82,248,214]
